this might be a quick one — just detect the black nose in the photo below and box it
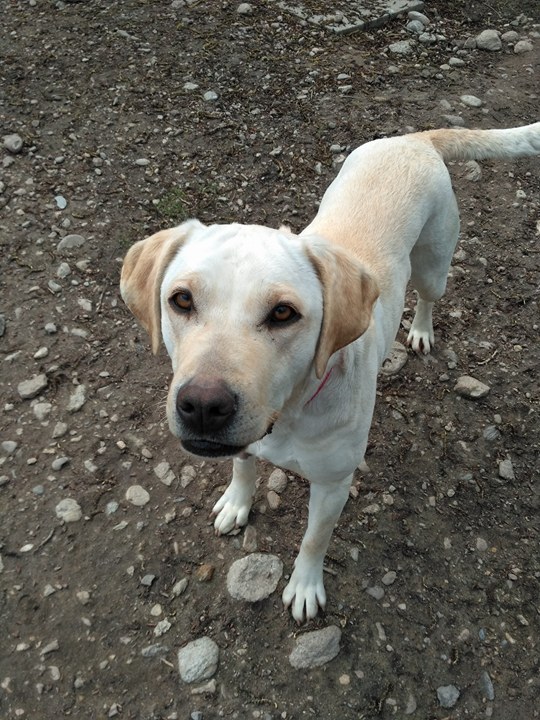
[176,379,236,434]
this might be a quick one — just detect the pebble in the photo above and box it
[154,618,172,637]
[18,374,48,399]
[454,375,490,399]
[408,10,429,25]
[380,341,408,375]
[388,40,413,55]
[460,94,482,108]
[0,315,5,337]
[105,501,119,515]
[33,402,52,421]
[45,322,57,334]
[51,457,70,471]
[381,570,397,586]
[57,234,86,254]
[366,586,385,600]
[267,490,280,510]
[267,468,288,493]
[498,457,515,481]
[406,20,423,34]
[226,553,283,602]
[183,82,199,91]
[172,578,188,597]
[203,91,218,101]
[501,30,520,43]
[480,670,495,700]
[135,158,150,166]
[464,160,482,181]
[55,195,67,210]
[514,40,533,54]
[178,637,219,683]
[3,133,23,153]
[68,384,87,412]
[125,485,150,506]
[55,498,83,522]
[237,2,253,14]
[154,461,176,486]
[442,114,465,127]
[196,564,215,582]
[1,441,18,455]
[404,693,417,714]
[180,465,196,488]
[52,422,68,438]
[141,643,168,658]
[141,574,156,586]
[57,262,71,279]
[289,626,341,669]
[483,425,500,441]
[476,29,502,51]
[437,684,460,708]
[242,524,258,552]
[476,537,488,552]
[33,346,49,359]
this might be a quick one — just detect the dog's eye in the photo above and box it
[268,304,299,325]
[170,290,193,313]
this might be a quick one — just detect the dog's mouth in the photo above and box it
[182,439,246,458]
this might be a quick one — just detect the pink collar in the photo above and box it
[305,367,334,406]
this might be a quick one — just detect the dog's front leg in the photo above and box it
[212,453,257,534]
[282,474,352,623]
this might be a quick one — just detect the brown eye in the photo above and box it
[170,290,193,313]
[268,304,299,325]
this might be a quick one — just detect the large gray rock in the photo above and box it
[18,374,48,399]
[289,626,341,669]
[454,375,490,399]
[226,553,283,602]
[476,29,502,51]
[178,637,219,683]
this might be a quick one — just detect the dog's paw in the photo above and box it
[282,564,326,623]
[212,486,252,535]
[407,326,434,355]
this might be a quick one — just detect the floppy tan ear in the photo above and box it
[306,240,379,378]
[120,220,203,353]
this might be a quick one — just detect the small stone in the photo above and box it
[454,376,490,399]
[126,485,150,506]
[483,425,500,441]
[141,574,156,587]
[442,114,465,127]
[476,537,488,552]
[242,524,258,552]
[18,374,48,399]
[289,626,341,669]
[3,133,23,153]
[33,402,52,421]
[381,570,397,586]
[226,553,282,602]
[267,490,280,510]
[105,501,119,515]
[76,590,90,604]
[52,422,68,438]
[56,262,71,279]
[448,57,465,67]
[437,684,460,708]
[55,195,67,210]
[267,468,288,493]
[1,441,18,455]
[141,643,168,658]
[55,499,82,523]
[178,637,219,684]
[0,315,5,337]
[406,20,423,34]
[51,457,70,471]
[135,158,150,166]
[476,29,502,51]
[460,94,483,108]
[154,461,177,486]
[33,346,49,359]
[366,586,385,600]
[408,10,429,25]
[68,384,87,412]
[498,458,515,481]
[380,341,408,375]
[45,322,57,334]
[183,81,199,91]
[172,578,188,597]
[514,40,533,54]
[195,564,215,582]
[57,234,86,254]
[480,670,495,700]
[501,30,519,43]
[464,160,482,181]
[237,2,253,14]
[180,465,196,488]
[203,91,218,101]
[154,618,172,637]
[388,40,413,55]
[404,693,417,715]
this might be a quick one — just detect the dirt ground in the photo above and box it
[1,1,539,718]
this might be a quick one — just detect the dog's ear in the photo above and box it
[306,240,379,378]
[120,220,203,353]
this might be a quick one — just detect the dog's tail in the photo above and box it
[418,122,540,163]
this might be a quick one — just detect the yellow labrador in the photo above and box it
[121,123,539,622]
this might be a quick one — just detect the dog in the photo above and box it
[121,122,540,622]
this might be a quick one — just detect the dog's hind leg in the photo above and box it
[212,453,257,534]
[408,194,460,354]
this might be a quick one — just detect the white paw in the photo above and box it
[407,327,434,354]
[282,562,326,623]
[212,486,252,535]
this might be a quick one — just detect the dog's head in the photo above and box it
[121,220,378,457]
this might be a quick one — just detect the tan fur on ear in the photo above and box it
[306,241,379,378]
[120,220,202,353]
